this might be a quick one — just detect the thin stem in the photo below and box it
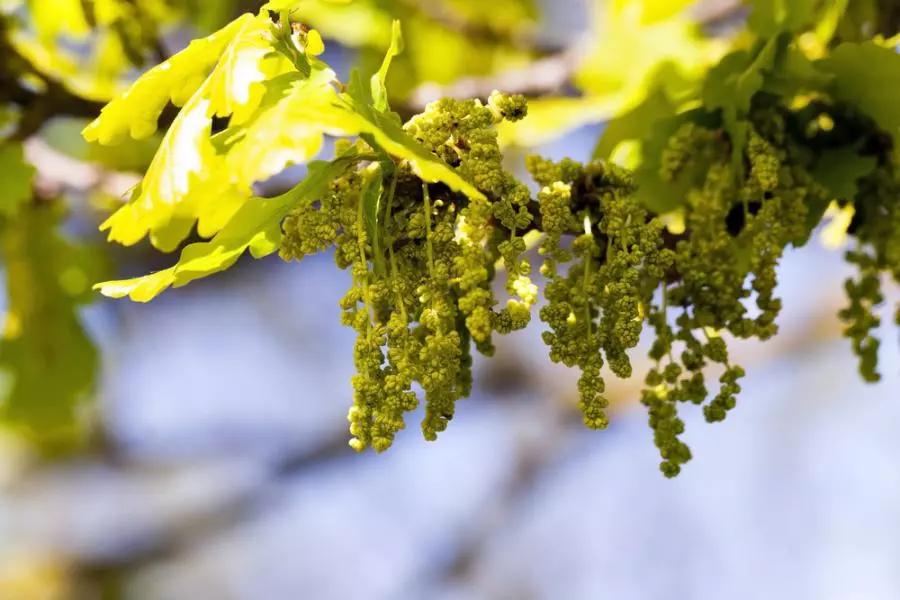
[423,182,435,277]
[357,185,374,343]
[383,169,407,320]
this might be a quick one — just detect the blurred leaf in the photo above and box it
[502,0,722,148]
[818,41,900,140]
[25,0,90,41]
[576,0,713,99]
[0,205,105,450]
[264,0,353,11]
[802,144,877,241]
[593,86,677,160]
[0,142,35,218]
[41,118,160,172]
[287,0,393,48]
[761,43,833,97]
[746,0,818,35]
[497,94,629,148]
[638,0,696,24]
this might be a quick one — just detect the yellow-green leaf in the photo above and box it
[371,20,403,113]
[0,143,36,218]
[83,13,255,144]
[99,79,217,252]
[207,14,289,125]
[0,207,106,450]
[26,0,90,42]
[96,153,362,302]
[263,0,353,11]
[222,69,342,190]
[637,0,696,24]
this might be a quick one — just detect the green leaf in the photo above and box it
[83,13,256,144]
[703,38,782,119]
[632,109,722,213]
[498,94,630,148]
[339,70,484,199]
[0,143,36,218]
[264,0,354,11]
[803,144,878,239]
[371,20,403,113]
[41,118,161,173]
[761,44,833,97]
[361,165,386,277]
[95,13,296,250]
[702,36,783,179]
[0,207,106,450]
[95,153,363,302]
[818,41,900,140]
[26,0,90,42]
[747,0,818,34]
[593,87,676,160]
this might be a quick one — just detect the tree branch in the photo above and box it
[401,0,748,114]
[395,0,557,54]
[406,44,586,109]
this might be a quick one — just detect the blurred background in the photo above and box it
[3,0,900,598]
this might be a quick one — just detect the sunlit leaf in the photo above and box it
[83,13,255,144]
[221,68,341,191]
[25,0,90,42]
[94,13,299,250]
[207,13,289,125]
[96,153,363,302]
[638,0,696,24]
[98,80,217,252]
[371,20,403,113]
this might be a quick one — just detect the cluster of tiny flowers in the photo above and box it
[838,157,900,382]
[277,88,900,477]
[281,93,532,451]
[526,100,824,476]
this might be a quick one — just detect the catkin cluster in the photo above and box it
[279,89,900,476]
[281,92,533,451]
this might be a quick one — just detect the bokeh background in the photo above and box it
[3,0,900,598]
